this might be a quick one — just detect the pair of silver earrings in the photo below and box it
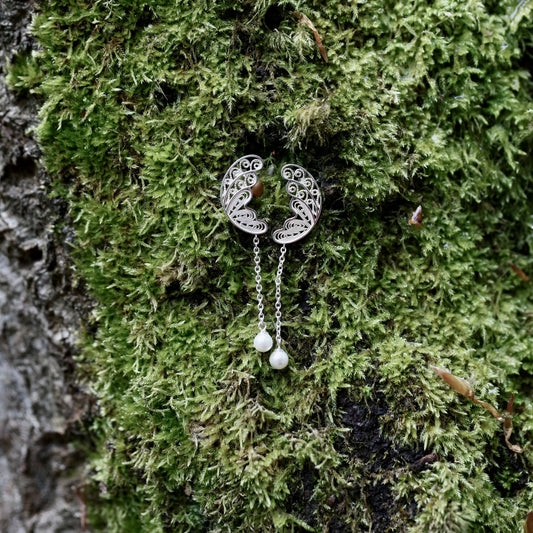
[220,154,322,370]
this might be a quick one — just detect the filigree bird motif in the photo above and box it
[220,155,268,235]
[272,164,322,244]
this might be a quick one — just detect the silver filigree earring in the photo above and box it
[220,155,322,369]
[269,163,322,369]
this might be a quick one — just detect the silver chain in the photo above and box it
[253,235,266,332]
[274,244,287,347]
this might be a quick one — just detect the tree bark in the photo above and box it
[0,2,90,531]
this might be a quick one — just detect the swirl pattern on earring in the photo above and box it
[272,164,322,244]
[220,155,268,235]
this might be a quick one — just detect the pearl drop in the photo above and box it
[254,331,273,352]
[269,348,289,370]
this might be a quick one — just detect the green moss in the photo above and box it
[5,51,44,93]
[14,0,533,530]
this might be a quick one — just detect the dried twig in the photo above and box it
[430,365,501,418]
[430,366,523,453]
[294,11,328,63]
[508,261,530,282]
[524,511,533,533]
[410,452,439,472]
[503,394,523,453]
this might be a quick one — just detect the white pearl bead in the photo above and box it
[253,331,273,352]
[269,348,289,370]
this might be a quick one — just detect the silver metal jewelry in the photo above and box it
[268,244,289,369]
[274,244,286,348]
[269,164,322,370]
[272,164,322,245]
[221,156,322,369]
[220,154,268,235]
[252,234,273,352]
[221,155,273,353]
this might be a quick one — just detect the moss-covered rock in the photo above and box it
[10,0,533,530]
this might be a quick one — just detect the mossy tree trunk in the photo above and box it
[6,0,533,531]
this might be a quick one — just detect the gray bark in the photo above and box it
[0,2,91,531]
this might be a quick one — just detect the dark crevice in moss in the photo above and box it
[286,461,319,528]
[240,125,289,161]
[134,5,159,30]
[215,5,245,22]
[486,437,530,498]
[298,279,311,316]
[340,393,426,471]
[263,4,294,31]
[154,82,181,110]
[337,390,431,531]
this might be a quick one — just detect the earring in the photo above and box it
[220,155,273,353]
[269,164,322,369]
[220,156,322,370]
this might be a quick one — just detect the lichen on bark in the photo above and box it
[9,0,533,531]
